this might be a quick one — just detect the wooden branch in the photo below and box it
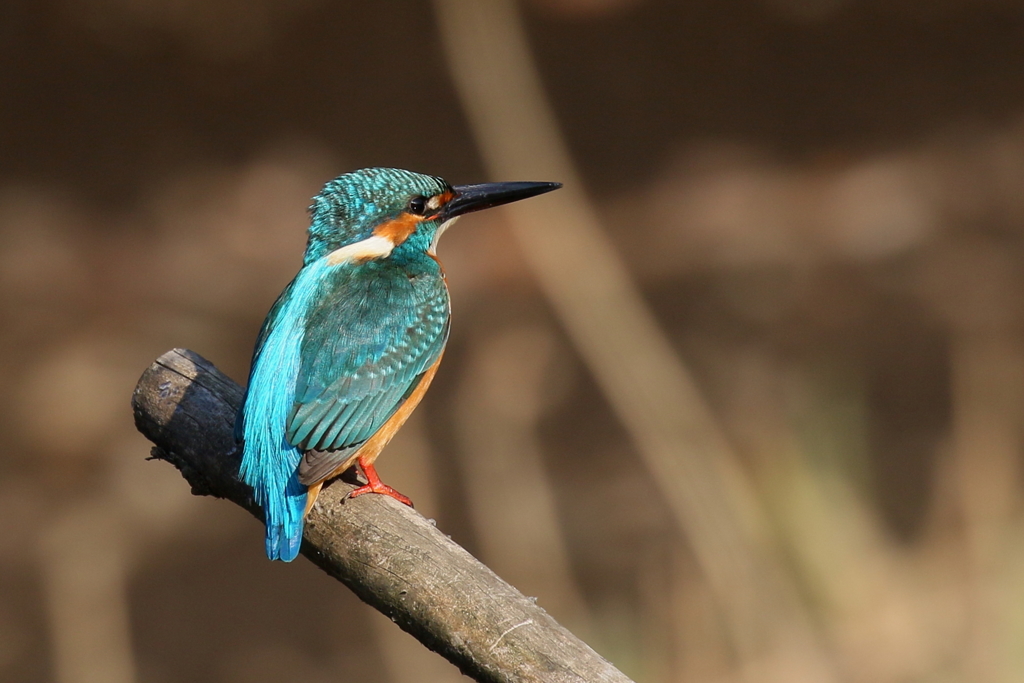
[132,349,633,683]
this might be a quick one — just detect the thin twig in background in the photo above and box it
[455,325,592,632]
[950,332,1024,682]
[433,0,833,669]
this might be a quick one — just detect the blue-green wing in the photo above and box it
[286,264,449,483]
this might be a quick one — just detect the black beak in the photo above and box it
[439,181,561,221]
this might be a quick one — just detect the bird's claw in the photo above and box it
[348,481,414,507]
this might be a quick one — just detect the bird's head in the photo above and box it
[304,167,560,266]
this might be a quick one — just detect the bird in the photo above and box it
[236,167,561,561]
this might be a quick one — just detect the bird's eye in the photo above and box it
[408,196,427,215]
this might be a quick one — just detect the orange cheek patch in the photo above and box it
[373,212,423,246]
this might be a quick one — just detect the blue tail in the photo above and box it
[239,430,308,562]
[264,471,307,561]
[239,423,308,561]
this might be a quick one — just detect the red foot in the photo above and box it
[348,456,414,507]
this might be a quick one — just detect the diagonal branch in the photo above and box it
[132,348,633,683]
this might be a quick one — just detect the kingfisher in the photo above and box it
[236,167,560,561]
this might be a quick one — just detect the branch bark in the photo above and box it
[132,348,633,683]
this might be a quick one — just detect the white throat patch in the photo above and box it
[325,235,395,266]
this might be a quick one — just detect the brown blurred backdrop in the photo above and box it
[3,0,1024,682]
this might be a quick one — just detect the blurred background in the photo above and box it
[3,0,1024,681]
